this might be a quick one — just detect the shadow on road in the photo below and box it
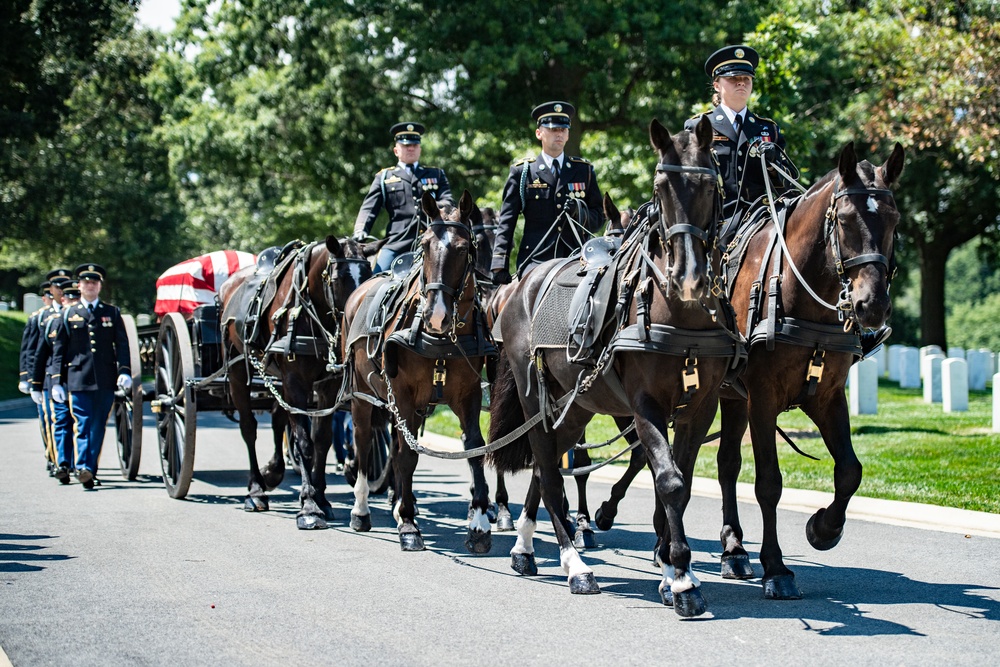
[0,533,75,573]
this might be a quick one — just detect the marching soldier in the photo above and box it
[490,101,604,284]
[353,121,453,272]
[50,264,131,489]
[27,269,73,474]
[684,44,798,241]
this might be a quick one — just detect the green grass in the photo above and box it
[426,379,1000,514]
[0,311,30,402]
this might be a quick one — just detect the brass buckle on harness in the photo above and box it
[433,359,447,385]
[682,357,700,393]
[806,350,825,383]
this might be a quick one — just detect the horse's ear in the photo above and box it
[469,200,483,227]
[360,236,388,258]
[326,234,345,258]
[879,142,905,187]
[459,190,474,222]
[603,193,621,233]
[695,115,713,151]
[421,190,440,219]
[649,118,671,153]
[838,142,858,182]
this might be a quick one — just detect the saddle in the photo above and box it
[566,235,623,362]
[221,239,308,354]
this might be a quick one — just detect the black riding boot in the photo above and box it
[860,326,892,359]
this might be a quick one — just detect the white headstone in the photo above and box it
[887,344,903,381]
[942,358,968,412]
[993,373,1000,432]
[871,347,887,377]
[919,345,943,378]
[948,346,965,359]
[921,354,945,403]
[899,347,921,389]
[23,293,43,314]
[136,313,153,327]
[966,349,989,391]
[849,358,879,415]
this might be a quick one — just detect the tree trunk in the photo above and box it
[918,242,949,347]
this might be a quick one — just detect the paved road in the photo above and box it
[1,402,998,666]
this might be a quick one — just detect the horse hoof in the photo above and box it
[243,495,269,512]
[573,528,597,550]
[763,574,801,600]
[296,514,328,530]
[806,508,843,551]
[350,513,371,532]
[721,554,755,580]
[511,553,537,576]
[568,572,601,595]
[673,587,708,618]
[464,530,492,554]
[594,504,616,531]
[495,505,515,532]
[659,584,673,607]
[399,530,425,552]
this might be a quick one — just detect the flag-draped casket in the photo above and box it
[154,250,256,318]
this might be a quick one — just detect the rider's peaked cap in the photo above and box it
[705,44,759,78]
[75,263,107,282]
[391,122,424,145]
[532,101,574,128]
[62,281,81,299]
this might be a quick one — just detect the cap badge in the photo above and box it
[735,48,745,59]
[554,104,563,113]
[406,124,414,131]
[89,265,95,271]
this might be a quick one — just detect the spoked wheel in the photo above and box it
[114,314,144,480]
[154,312,197,499]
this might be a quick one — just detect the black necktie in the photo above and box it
[552,160,560,180]
[733,114,743,137]
[88,303,94,314]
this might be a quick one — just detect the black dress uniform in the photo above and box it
[51,264,130,485]
[18,293,46,392]
[491,102,605,277]
[354,122,453,270]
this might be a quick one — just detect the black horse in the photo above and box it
[219,236,374,529]
[716,142,904,599]
[342,191,498,552]
[488,118,744,617]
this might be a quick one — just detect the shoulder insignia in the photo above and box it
[512,156,536,167]
[568,156,591,164]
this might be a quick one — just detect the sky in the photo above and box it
[136,0,182,32]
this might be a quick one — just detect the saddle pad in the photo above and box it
[529,282,577,348]
[345,278,392,349]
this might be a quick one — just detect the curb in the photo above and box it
[420,432,1000,540]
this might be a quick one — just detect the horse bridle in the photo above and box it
[419,220,475,300]
[321,252,372,347]
[654,161,723,248]
[824,177,897,329]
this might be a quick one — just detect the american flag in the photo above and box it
[154,250,256,317]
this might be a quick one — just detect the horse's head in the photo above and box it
[826,141,905,329]
[472,206,498,278]
[419,189,475,335]
[649,116,720,302]
[323,235,373,312]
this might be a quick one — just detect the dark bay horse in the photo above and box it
[717,142,904,599]
[342,190,497,552]
[488,118,744,617]
[219,236,374,529]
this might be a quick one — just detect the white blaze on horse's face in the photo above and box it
[867,196,879,214]
[677,233,701,301]
[347,262,366,293]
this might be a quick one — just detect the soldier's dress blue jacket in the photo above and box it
[51,300,130,476]
[22,306,57,461]
[354,164,453,270]
[32,310,75,468]
[491,154,604,275]
[18,308,43,388]
[685,105,792,221]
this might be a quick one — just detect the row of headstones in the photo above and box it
[848,344,1000,431]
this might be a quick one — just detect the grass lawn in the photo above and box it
[0,311,29,402]
[426,379,1000,514]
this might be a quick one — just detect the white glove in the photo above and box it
[51,385,67,404]
[30,389,43,405]
[18,381,30,395]
[351,230,368,242]
[117,373,133,391]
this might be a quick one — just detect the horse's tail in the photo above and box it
[486,348,534,473]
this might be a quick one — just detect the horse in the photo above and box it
[715,141,904,599]
[487,117,744,617]
[219,236,375,529]
[342,190,498,552]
